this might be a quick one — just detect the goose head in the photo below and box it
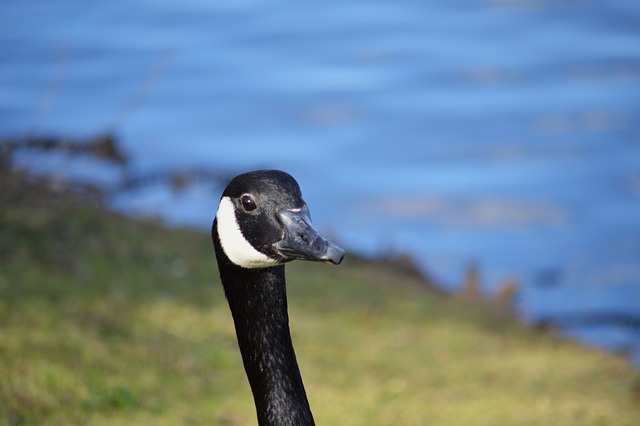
[214,170,345,269]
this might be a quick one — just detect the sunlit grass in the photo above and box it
[0,182,638,425]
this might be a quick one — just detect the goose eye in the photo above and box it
[240,195,257,212]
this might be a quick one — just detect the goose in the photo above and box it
[211,169,345,426]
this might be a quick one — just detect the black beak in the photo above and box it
[273,206,345,265]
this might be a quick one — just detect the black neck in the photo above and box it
[213,224,315,426]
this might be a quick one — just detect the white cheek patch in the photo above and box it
[216,196,279,268]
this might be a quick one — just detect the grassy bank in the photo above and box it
[1,178,638,425]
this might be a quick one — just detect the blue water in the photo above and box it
[2,1,640,364]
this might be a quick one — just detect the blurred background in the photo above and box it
[1,1,639,364]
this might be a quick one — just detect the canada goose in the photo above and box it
[212,170,345,426]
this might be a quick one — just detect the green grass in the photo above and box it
[1,180,638,425]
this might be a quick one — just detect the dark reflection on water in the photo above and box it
[2,0,639,365]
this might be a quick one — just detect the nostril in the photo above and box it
[298,233,309,243]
